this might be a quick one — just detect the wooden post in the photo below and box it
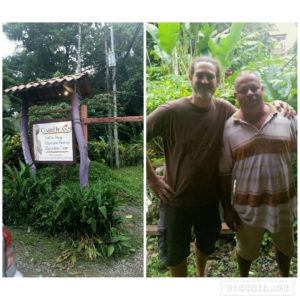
[81,104,88,145]
[21,99,37,173]
[72,92,90,187]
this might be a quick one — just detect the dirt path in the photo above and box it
[10,202,143,277]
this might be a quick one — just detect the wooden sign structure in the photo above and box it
[31,119,75,164]
[4,73,91,187]
[4,73,144,187]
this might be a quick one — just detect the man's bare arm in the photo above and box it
[220,175,240,231]
[147,156,174,203]
[272,100,296,118]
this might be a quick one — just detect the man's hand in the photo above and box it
[272,100,296,118]
[148,175,175,203]
[224,207,241,232]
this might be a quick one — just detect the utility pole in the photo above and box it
[108,24,120,168]
[76,23,82,73]
[104,25,114,167]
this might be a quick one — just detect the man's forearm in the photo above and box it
[220,175,233,210]
[220,175,241,230]
[147,156,157,183]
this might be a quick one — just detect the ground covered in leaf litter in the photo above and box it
[147,233,297,277]
[9,203,143,277]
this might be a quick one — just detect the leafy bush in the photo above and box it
[29,196,56,232]
[119,133,143,166]
[3,135,11,162]
[242,57,297,110]
[52,182,131,258]
[3,160,136,260]
[3,161,53,226]
[3,134,23,166]
[54,182,121,238]
[88,138,109,165]
[88,136,143,167]
[147,74,191,114]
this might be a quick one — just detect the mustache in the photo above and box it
[194,84,213,92]
[194,85,213,93]
[194,89,212,99]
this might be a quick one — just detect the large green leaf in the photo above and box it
[99,206,107,220]
[210,23,244,70]
[3,117,21,136]
[88,217,97,233]
[158,23,180,55]
[107,244,115,257]
[146,23,159,44]
[197,23,216,55]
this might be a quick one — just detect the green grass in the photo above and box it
[9,226,60,254]
[111,165,143,203]
[38,161,143,204]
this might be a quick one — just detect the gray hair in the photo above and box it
[188,56,221,83]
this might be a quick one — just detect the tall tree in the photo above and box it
[3,22,144,142]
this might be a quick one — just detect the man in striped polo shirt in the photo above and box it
[219,72,297,277]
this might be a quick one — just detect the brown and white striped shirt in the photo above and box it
[219,104,297,233]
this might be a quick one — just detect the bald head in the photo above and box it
[234,71,261,89]
[234,71,265,111]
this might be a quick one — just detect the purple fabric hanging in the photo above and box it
[21,99,37,173]
[72,91,90,187]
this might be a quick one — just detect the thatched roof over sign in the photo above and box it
[4,73,91,103]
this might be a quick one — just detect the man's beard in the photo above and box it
[193,85,213,100]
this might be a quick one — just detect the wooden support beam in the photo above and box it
[83,116,143,124]
[147,225,158,236]
[146,223,232,236]
[27,108,71,116]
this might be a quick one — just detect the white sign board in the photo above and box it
[32,120,74,163]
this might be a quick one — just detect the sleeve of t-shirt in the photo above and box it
[226,101,237,119]
[147,104,170,142]
[219,121,233,176]
[218,98,237,120]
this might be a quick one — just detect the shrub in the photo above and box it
[147,74,191,114]
[88,136,143,167]
[3,134,23,166]
[53,181,131,258]
[88,138,109,164]
[119,134,143,166]
[3,161,53,226]
[2,155,139,261]
[53,182,122,238]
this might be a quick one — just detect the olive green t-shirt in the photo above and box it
[147,97,236,207]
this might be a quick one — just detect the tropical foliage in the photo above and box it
[2,23,144,264]
[2,160,140,260]
[146,22,297,277]
[3,23,144,164]
[147,22,297,113]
